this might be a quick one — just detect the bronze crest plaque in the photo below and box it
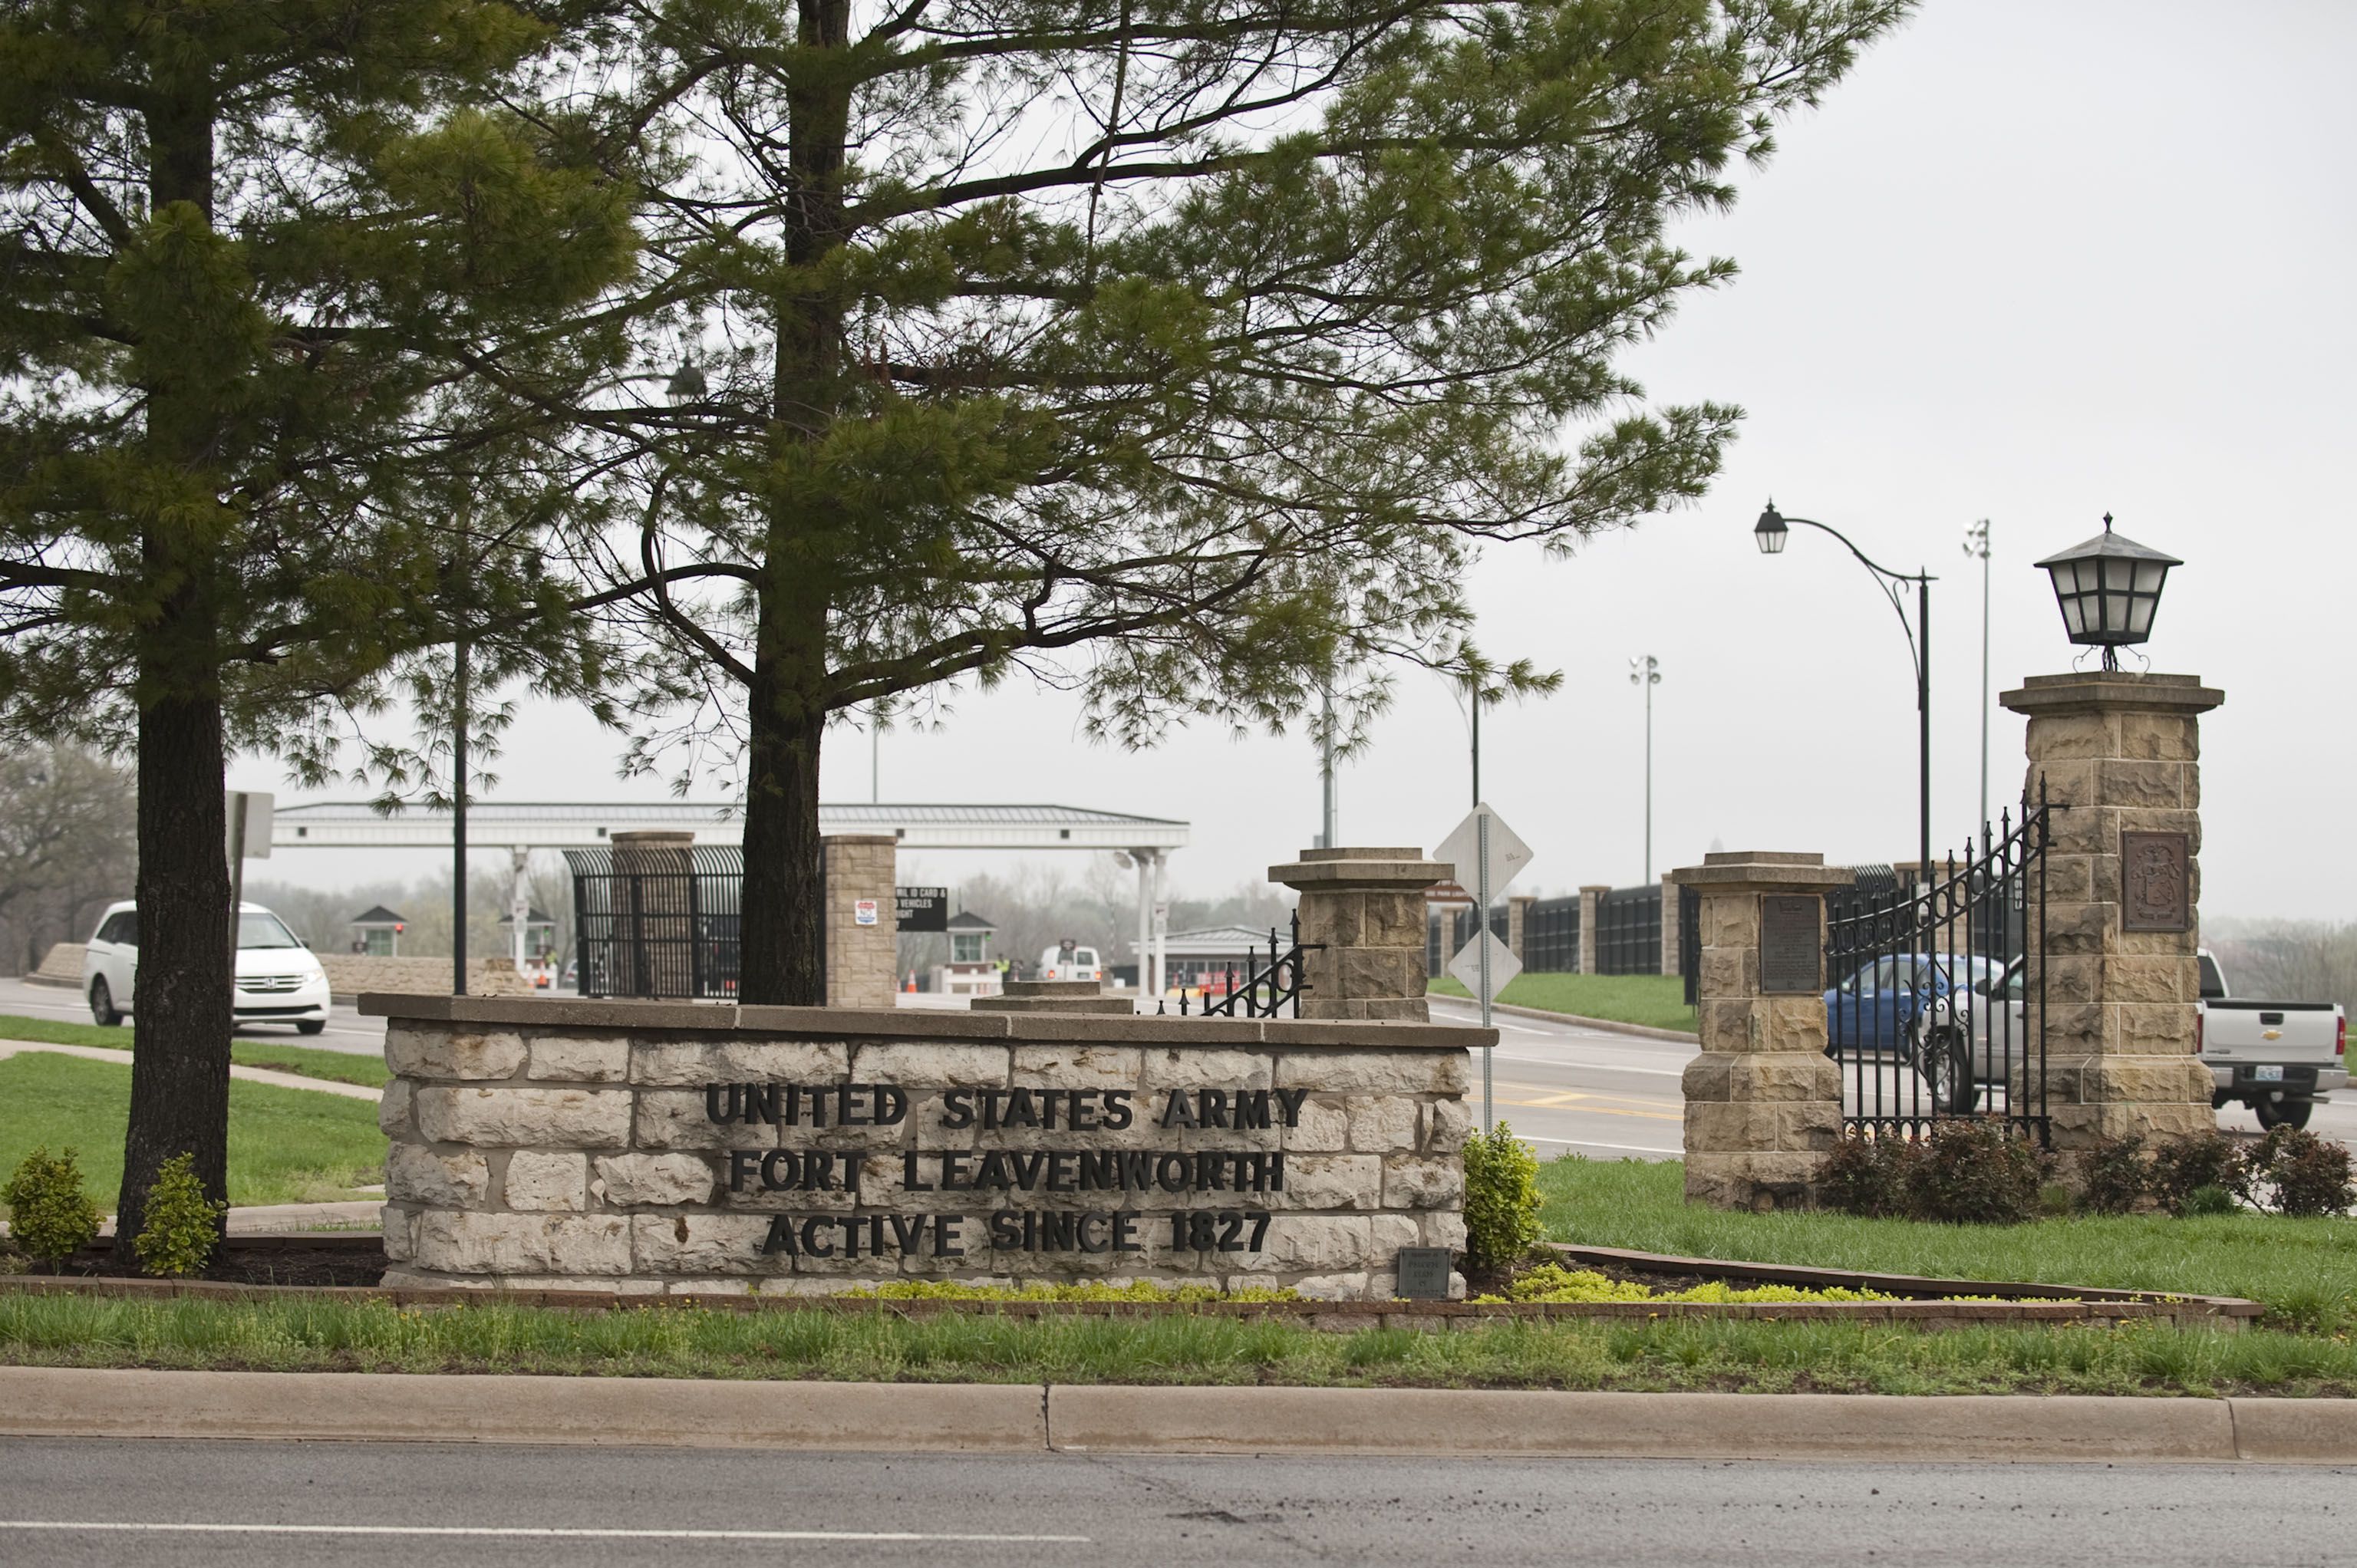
[2121,832,2191,932]
[1759,895,1822,994]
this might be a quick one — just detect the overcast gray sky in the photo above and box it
[240,1,2357,923]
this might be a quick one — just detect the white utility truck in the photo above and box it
[2200,948,2345,1130]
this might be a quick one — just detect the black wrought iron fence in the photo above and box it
[1825,782,2057,1144]
[1180,914,1324,1019]
[1594,884,1662,975]
[566,845,747,1000]
[1522,895,1580,973]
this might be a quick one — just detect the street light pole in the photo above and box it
[1963,520,1991,835]
[1629,656,1660,881]
[1754,503,1936,872]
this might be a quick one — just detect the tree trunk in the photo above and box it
[736,0,853,1007]
[114,684,231,1254]
[115,53,230,1257]
[737,648,828,1006]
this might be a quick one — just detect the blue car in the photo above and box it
[1825,953,2003,1056]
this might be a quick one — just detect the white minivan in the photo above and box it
[82,901,333,1035]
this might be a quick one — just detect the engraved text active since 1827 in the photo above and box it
[700,1082,1310,1261]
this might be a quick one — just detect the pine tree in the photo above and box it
[0,1,637,1250]
[573,0,1910,1003]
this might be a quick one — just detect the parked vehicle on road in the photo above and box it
[1037,940,1103,982]
[81,901,333,1035]
[2200,949,2345,1130]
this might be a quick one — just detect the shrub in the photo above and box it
[0,1146,101,1271]
[2247,1127,2354,1218]
[133,1152,226,1279]
[2077,1133,2151,1215]
[1901,1121,2043,1226]
[1462,1121,1542,1270]
[2149,1129,2250,1215]
[2181,1184,2237,1217]
[1821,1132,1913,1218]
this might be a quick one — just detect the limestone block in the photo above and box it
[1701,894,1757,950]
[1381,1154,1465,1209]
[2105,955,2192,1005]
[1282,1098,1350,1152]
[2119,712,2198,761]
[410,1211,631,1275]
[1233,1215,1372,1273]
[1682,1151,1821,1211]
[635,1089,781,1151]
[1729,1052,1839,1103]
[1682,1054,1734,1104]
[1697,999,1761,1052]
[507,1151,590,1211]
[593,1152,719,1207]
[1291,1272,1373,1302]
[849,1041,1010,1089]
[385,1144,490,1207]
[630,1213,781,1275]
[414,1086,631,1148]
[1346,1096,1419,1152]
[1139,1047,1272,1090]
[1277,1155,1380,1210]
[1765,997,1828,1053]
[1009,1045,1143,1089]
[377,1078,414,1140]
[1699,947,1757,999]
[663,1279,755,1296]
[2024,711,2119,760]
[1420,1211,1469,1253]
[385,1026,526,1081]
[1274,1049,1465,1095]
[631,1039,851,1087]
[528,1035,629,1082]
[1775,1102,1842,1151]
[381,1204,417,1262]
[1367,1214,1422,1260]
[1683,1101,1778,1154]
[2094,759,2187,809]
[1423,1097,1472,1155]
[2113,1003,2196,1052]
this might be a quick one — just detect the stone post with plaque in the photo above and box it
[1271,848,1450,1021]
[1668,852,1851,1211]
[2001,672,2221,1155]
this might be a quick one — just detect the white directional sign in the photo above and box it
[1448,929,1522,996]
[1435,802,1531,899]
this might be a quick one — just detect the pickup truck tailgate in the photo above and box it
[2202,1000,2342,1067]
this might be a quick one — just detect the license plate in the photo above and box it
[2254,1065,2285,1082]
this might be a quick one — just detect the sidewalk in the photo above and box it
[0,1039,379,1102]
[2,1368,2352,1462]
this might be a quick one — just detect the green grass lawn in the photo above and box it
[0,1013,387,1089]
[1540,1155,2357,1333]
[1430,973,1696,1033]
[3,1292,2354,1395]
[0,1054,386,1214]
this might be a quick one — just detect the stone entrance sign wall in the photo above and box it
[368,996,1482,1300]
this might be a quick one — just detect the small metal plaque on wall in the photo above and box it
[1396,1247,1453,1300]
[1759,895,1821,994]
[2121,832,2191,932]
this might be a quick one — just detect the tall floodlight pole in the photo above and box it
[1963,521,1992,833]
[1754,503,1936,873]
[871,708,880,805]
[1629,656,1660,881]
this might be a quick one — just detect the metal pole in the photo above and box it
[1477,809,1493,1133]
[1470,685,1480,808]
[1643,670,1653,883]
[871,710,879,805]
[453,631,469,996]
[1978,525,1990,832]
[1319,684,1337,848]
[1917,572,1932,875]
[227,792,246,975]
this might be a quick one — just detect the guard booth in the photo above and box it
[932,910,1000,997]
[349,906,407,957]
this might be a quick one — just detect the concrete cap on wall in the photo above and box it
[1268,850,1447,890]
[1669,853,1851,896]
[2000,670,2223,718]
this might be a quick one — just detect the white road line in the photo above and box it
[1488,1052,1687,1077]
[1518,1136,1681,1155]
[0,1522,1090,1543]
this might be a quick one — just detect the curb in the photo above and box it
[5,1368,2356,1462]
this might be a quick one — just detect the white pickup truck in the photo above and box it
[2200,948,2345,1130]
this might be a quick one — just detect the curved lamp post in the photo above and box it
[2034,514,2180,672]
[1755,502,1935,872]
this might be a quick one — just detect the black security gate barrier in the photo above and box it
[1824,780,2058,1145]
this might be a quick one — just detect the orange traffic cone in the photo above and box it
[904,969,917,993]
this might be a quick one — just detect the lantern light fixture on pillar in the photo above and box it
[2033,515,2181,672]
[1752,504,1789,555]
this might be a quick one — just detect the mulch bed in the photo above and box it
[38,1236,386,1289]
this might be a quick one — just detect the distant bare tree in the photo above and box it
[0,746,134,975]
[2208,920,2357,1010]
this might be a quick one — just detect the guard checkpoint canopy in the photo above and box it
[270,801,1189,852]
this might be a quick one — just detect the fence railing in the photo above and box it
[1825,784,2057,1145]
[565,845,747,1000]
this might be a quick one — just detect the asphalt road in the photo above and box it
[0,975,388,1057]
[1,1439,2349,1567]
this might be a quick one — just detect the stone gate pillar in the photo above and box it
[1670,852,1849,1210]
[821,834,898,1009]
[1271,848,1448,1021]
[2001,672,2222,1152]
[1576,884,1609,974]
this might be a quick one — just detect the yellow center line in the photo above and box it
[1491,1095,1682,1122]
